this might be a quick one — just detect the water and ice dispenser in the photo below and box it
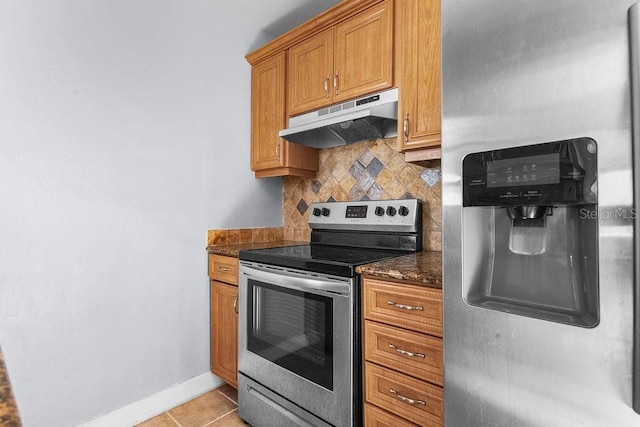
[462,138,599,327]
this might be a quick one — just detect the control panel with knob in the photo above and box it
[308,199,421,233]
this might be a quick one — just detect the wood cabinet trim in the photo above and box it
[253,165,317,179]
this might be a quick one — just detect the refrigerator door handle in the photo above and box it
[628,2,640,414]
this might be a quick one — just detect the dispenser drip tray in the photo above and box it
[463,205,599,328]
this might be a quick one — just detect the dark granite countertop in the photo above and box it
[0,348,21,426]
[356,251,442,289]
[206,240,306,258]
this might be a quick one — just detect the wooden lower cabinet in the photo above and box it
[365,362,443,426]
[362,276,443,426]
[365,403,418,427]
[208,254,239,388]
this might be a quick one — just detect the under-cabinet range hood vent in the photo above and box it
[279,88,398,149]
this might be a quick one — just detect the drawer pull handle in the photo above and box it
[387,300,424,311]
[217,266,232,272]
[389,343,425,358]
[389,388,426,406]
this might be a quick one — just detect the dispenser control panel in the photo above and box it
[463,137,597,207]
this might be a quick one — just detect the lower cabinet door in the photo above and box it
[364,320,443,386]
[365,362,443,426]
[365,403,419,426]
[211,280,238,388]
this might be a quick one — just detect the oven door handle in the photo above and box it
[240,263,351,296]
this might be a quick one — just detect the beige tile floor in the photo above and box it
[136,384,248,427]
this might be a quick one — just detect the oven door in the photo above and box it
[238,261,354,427]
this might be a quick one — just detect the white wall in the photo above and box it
[0,1,281,425]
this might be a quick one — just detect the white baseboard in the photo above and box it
[80,373,223,427]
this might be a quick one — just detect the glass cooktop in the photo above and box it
[238,244,407,277]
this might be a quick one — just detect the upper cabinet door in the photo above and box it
[333,0,394,103]
[396,0,441,151]
[251,52,286,171]
[251,52,319,178]
[287,0,393,117]
[288,29,334,117]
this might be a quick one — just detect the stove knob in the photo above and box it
[375,206,385,216]
[399,206,410,217]
[321,208,330,217]
[386,206,397,216]
[312,207,322,217]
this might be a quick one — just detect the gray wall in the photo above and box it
[0,0,282,425]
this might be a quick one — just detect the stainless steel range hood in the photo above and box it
[279,88,398,149]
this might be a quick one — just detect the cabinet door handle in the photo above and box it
[217,265,231,272]
[389,388,426,406]
[324,75,330,98]
[387,300,424,311]
[334,71,339,95]
[233,296,238,315]
[403,112,409,143]
[389,343,426,358]
[275,141,280,159]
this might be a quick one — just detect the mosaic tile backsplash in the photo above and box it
[283,138,442,251]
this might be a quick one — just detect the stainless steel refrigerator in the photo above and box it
[442,0,640,425]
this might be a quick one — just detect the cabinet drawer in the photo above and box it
[208,254,238,285]
[364,320,442,386]
[363,278,442,336]
[365,362,443,427]
[365,403,418,426]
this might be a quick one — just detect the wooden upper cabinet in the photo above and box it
[245,0,391,177]
[251,52,318,178]
[396,0,441,152]
[333,0,393,103]
[288,0,394,117]
[288,29,334,116]
[251,53,286,172]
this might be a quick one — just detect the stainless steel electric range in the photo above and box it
[237,198,422,427]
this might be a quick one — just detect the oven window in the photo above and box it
[247,279,333,390]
